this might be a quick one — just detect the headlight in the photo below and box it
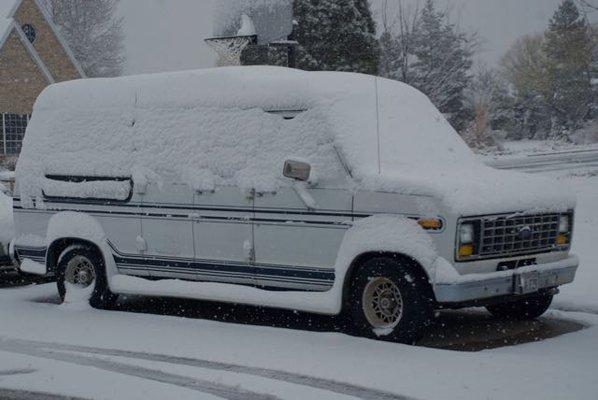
[556,213,573,247]
[457,222,477,259]
[459,223,474,244]
[558,215,570,234]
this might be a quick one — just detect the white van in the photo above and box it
[11,67,578,343]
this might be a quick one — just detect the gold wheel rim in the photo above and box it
[362,277,404,330]
[65,255,96,289]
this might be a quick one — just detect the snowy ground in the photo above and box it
[1,145,597,399]
[0,284,596,400]
[539,173,598,313]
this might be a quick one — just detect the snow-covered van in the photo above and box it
[11,67,578,343]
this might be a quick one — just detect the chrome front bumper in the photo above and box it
[434,255,579,304]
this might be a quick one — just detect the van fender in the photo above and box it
[46,212,118,279]
[328,215,439,312]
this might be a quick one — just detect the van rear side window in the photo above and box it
[42,175,133,202]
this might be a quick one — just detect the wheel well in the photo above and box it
[342,252,437,306]
[47,238,104,274]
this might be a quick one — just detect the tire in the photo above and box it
[486,293,553,320]
[346,257,434,344]
[56,245,117,309]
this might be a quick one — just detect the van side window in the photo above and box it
[42,175,133,203]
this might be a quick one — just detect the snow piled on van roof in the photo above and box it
[17,67,575,213]
[24,66,474,178]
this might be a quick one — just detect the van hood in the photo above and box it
[362,166,577,217]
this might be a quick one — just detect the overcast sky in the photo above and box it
[120,0,598,76]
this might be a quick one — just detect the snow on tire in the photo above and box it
[57,245,117,310]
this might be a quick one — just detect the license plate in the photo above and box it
[516,271,540,295]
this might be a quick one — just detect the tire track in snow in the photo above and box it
[0,388,88,400]
[0,339,280,400]
[0,368,36,377]
[1,338,416,400]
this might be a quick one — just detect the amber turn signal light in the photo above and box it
[418,218,443,230]
[458,244,474,257]
[556,235,568,246]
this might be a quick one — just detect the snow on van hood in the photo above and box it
[362,166,576,216]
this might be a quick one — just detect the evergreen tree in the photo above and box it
[500,34,553,139]
[293,0,379,75]
[409,0,475,131]
[465,67,514,132]
[377,0,419,83]
[543,0,592,132]
[378,31,402,80]
[462,67,515,148]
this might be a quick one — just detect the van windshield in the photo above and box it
[323,74,480,179]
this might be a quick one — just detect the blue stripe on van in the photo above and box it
[107,241,335,290]
[114,255,335,282]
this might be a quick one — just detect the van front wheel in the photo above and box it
[347,257,433,344]
[57,245,117,309]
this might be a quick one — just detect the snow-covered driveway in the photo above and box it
[0,283,597,400]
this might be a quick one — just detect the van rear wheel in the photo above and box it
[346,257,433,344]
[57,245,117,309]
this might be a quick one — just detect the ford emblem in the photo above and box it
[518,226,533,240]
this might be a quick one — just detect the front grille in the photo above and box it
[478,213,560,258]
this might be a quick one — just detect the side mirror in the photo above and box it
[283,159,311,182]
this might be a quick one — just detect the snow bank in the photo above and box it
[16,67,575,215]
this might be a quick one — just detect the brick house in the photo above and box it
[0,0,85,158]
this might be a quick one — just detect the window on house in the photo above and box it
[22,24,36,43]
[0,113,30,155]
